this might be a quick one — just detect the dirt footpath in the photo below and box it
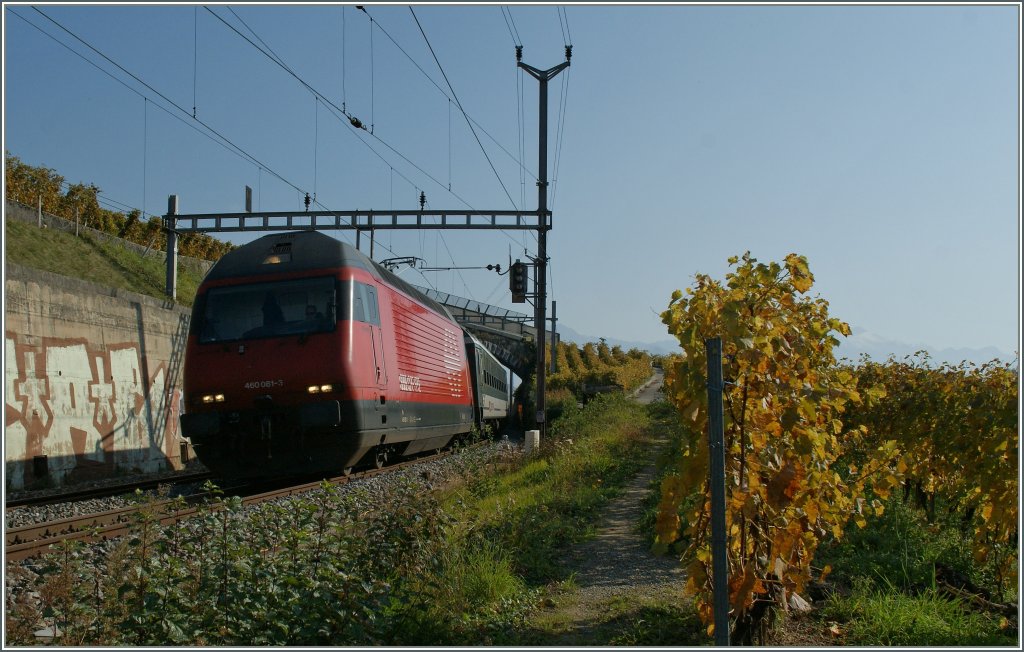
[531,372,698,645]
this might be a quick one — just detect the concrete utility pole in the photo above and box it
[518,47,570,439]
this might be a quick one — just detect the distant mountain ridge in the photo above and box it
[557,323,1016,367]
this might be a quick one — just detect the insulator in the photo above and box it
[349,116,363,130]
[565,45,573,61]
[515,45,523,62]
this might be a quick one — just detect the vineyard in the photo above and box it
[5,152,233,261]
[546,339,653,398]
[654,252,1018,644]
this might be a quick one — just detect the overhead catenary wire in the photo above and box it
[374,13,378,133]
[550,67,571,211]
[422,197,471,297]
[313,96,319,202]
[561,6,574,46]
[23,6,543,301]
[142,98,147,218]
[209,6,545,269]
[503,5,523,48]
[17,8,364,249]
[341,6,346,112]
[409,7,519,210]
[502,0,526,230]
[18,9,421,267]
[206,6,477,212]
[227,6,300,79]
[27,7,311,203]
[192,6,198,118]
[58,179,143,218]
[448,98,452,192]
[556,6,569,46]
[362,5,533,179]
[307,6,540,254]
[9,9,301,204]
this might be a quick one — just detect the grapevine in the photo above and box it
[844,353,1019,597]
[655,252,899,643]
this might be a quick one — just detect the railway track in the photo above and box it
[4,470,216,509]
[5,450,450,563]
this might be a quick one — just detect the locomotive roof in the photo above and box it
[204,231,456,322]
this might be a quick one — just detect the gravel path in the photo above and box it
[536,372,692,644]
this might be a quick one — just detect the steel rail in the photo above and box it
[5,448,458,562]
[4,471,216,510]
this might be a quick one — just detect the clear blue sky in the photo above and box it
[3,3,1020,360]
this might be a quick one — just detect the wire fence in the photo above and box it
[5,198,214,278]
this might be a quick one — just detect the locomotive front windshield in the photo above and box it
[198,277,338,343]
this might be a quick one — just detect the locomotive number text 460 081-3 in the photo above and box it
[243,379,285,390]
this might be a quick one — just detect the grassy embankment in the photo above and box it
[6,394,708,646]
[4,217,205,305]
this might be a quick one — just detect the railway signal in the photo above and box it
[510,260,528,303]
[165,47,571,439]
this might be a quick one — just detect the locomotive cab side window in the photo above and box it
[348,281,380,326]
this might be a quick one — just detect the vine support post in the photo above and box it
[706,336,730,646]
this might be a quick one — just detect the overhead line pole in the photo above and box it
[163,47,573,442]
[518,46,570,439]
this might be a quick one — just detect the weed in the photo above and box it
[817,496,1007,599]
[8,393,670,646]
[822,579,1017,646]
[5,218,204,305]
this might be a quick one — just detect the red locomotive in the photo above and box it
[180,230,508,478]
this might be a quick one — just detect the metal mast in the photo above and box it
[518,46,570,438]
[164,48,573,441]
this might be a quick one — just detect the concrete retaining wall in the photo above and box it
[4,263,194,490]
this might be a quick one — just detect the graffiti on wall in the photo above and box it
[4,332,182,489]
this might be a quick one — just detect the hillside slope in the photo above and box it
[4,217,206,306]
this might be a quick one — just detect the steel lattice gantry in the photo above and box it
[165,51,570,437]
[161,203,552,380]
[162,204,547,302]
[166,208,546,235]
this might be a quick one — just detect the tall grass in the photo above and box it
[5,394,660,646]
[5,218,204,305]
[822,578,1016,646]
[446,394,652,584]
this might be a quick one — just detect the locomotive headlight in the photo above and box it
[201,393,226,404]
[307,384,334,394]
